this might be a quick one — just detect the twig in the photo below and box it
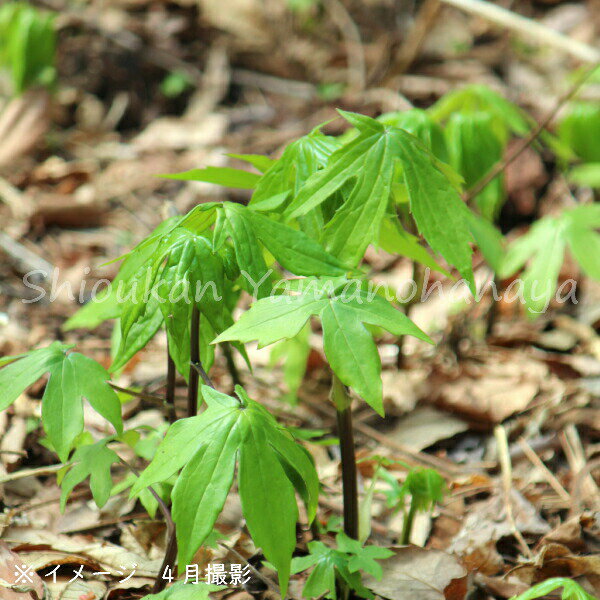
[218,542,281,596]
[517,437,571,504]
[109,383,166,406]
[494,425,534,560]
[118,457,174,534]
[0,464,63,484]
[61,512,150,534]
[118,457,177,591]
[465,65,599,202]
[560,425,600,515]
[0,231,54,278]
[324,0,366,92]
[440,0,600,63]
[394,0,442,74]
[571,457,600,515]
[231,69,316,100]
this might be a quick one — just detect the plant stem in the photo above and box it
[154,305,205,591]
[222,342,242,389]
[187,305,201,418]
[400,498,418,545]
[166,344,177,423]
[331,374,359,540]
[119,457,176,593]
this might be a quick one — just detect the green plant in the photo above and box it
[0,1,56,95]
[558,101,600,188]
[510,578,598,600]
[290,533,393,600]
[1,108,486,597]
[387,467,446,545]
[498,204,600,315]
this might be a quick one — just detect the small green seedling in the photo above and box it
[290,533,393,600]
[0,1,56,95]
[510,577,598,600]
[498,204,600,316]
[558,101,600,188]
[376,465,446,545]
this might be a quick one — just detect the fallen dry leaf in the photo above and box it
[362,546,468,600]
[449,490,550,574]
[0,542,44,600]
[430,351,555,423]
[389,407,468,451]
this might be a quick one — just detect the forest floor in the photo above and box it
[0,0,599,599]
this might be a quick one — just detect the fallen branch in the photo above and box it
[440,0,600,63]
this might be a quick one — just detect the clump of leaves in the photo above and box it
[428,84,532,220]
[0,342,122,461]
[376,464,446,545]
[130,384,319,593]
[498,204,600,315]
[558,101,600,188]
[290,533,393,600]
[510,578,598,600]
[0,1,56,95]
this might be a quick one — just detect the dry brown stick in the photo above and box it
[440,0,600,62]
[560,426,600,515]
[495,425,534,560]
[517,437,571,504]
[218,542,282,596]
[464,65,599,202]
[109,383,166,406]
[394,0,442,75]
[324,0,366,92]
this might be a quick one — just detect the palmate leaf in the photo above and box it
[218,203,349,298]
[445,112,505,220]
[221,202,272,298]
[59,438,119,510]
[249,126,339,211]
[558,102,600,163]
[111,296,163,373]
[131,385,319,594]
[499,205,600,316]
[214,282,431,414]
[0,344,122,461]
[568,163,600,188]
[466,211,505,273]
[429,84,531,140]
[377,108,448,163]
[227,153,275,173]
[290,534,392,600]
[63,217,180,332]
[270,323,311,403]
[378,217,450,276]
[284,111,475,289]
